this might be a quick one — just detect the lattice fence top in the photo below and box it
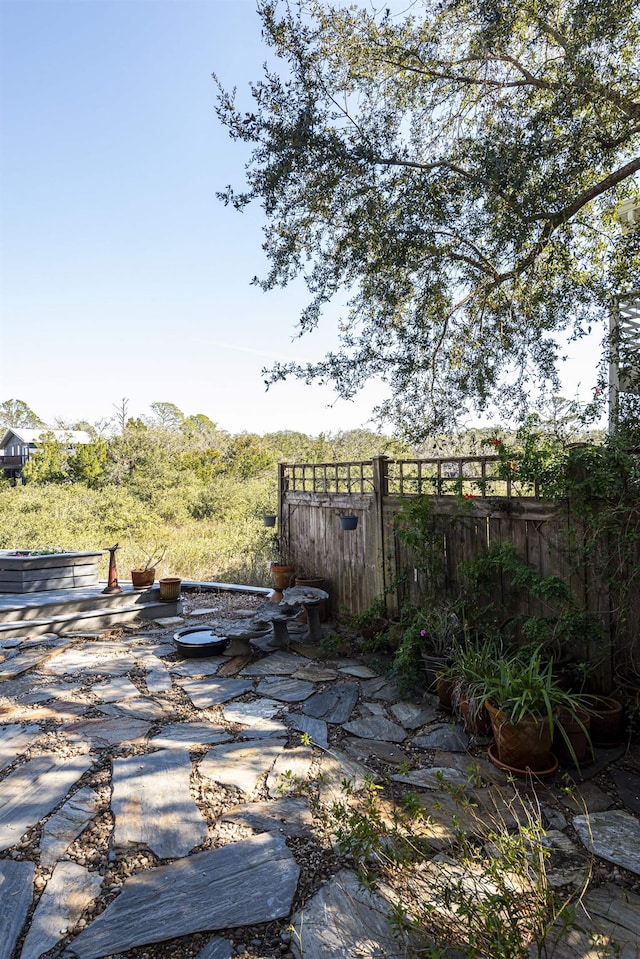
[282,456,538,497]
[283,461,375,494]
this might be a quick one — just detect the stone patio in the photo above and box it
[0,591,639,959]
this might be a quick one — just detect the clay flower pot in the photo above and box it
[486,702,554,771]
[131,568,155,589]
[270,564,295,590]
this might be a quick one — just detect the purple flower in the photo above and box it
[420,629,426,637]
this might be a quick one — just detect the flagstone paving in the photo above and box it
[0,597,638,959]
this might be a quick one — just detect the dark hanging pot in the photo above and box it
[262,514,277,527]
[339,515,358,530]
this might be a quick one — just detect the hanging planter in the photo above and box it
[262,514,277,527]
[339,515,358,530]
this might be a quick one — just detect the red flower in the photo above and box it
[593,386,603,394]
[491,438,501,446]
[507,460,517,471]
[463,493,475,499]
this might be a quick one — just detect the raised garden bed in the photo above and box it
[0,550,102,593]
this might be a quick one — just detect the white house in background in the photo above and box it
[0,427,93,481]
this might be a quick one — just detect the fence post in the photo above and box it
[373,455,397,616]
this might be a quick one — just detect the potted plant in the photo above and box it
[130,545,167,589]
[470,646,592,772]
[419,602,461,673]
[445,633,502,735]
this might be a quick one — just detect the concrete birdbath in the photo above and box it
[252,602,302,649]
[282,586,329,642]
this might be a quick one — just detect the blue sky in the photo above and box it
[0,0,600,436]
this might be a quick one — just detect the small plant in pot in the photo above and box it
[130,545,167,589]
[445,632,503,736]
[470,645,592,773]
[419,602,461,670]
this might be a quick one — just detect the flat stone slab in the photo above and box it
[135,653,174,693]
[0,753,93,851]
[149,722,231,749]
[256,676,315,702]
[199,739,286,795]
[338,664,378,678]
[316,748,376,802]
[292,664,339,682]
[178,677,254,709]
[195,938,234,959]
[40,785,102,866]
[287,713,329,748]
[62,717,152,748]
[573,809,640,875]
[390,702,439,729]
[541,829,590,889]
[43,643,135,677]
[393,766,469,789]
[0,859,34,959]
[112,748,208,859]
[290,868,408,959]
[169,660,225,678]
[359,677,400,701]
[267,746,314,797]
[89,676,142,703]
[221,797,314,838]
[342,716,407,742]
[360,702,387,718]
[0,723,42,772]
[413,723,470,752]
[223,699,288,738]
[20,861,102,959]
[152,616,184,627]
[239,651,303,676]
[97,698,174,722]
[223,698,282,723]
[610,768,640,815]
[22,681,84,704]
[66,834,300,959]
[343,738,408,765]
[302,685,358,724]
[553,779,615,814]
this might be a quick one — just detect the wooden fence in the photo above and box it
[279,455,640,689]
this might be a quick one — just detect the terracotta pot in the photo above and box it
[486,702,553,771]
[270,564,295,590]
[131,568,155,589]
[159,577,181,601]
[553,707,592,765]
[436,672,454,712]
[459,694,492,736]
[488,743,559,780]
[589,696,624,745]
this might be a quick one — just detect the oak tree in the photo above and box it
[217,0,640,437]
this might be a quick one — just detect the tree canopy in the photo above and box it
[216,0,640,437]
